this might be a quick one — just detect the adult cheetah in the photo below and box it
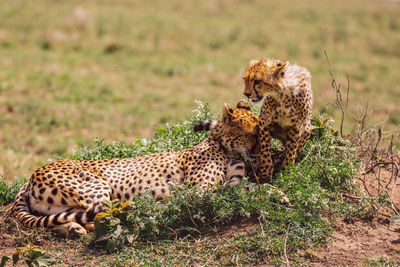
[10,101,259,237]
[243,58,313,179]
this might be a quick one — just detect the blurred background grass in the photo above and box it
[0,0,399,179]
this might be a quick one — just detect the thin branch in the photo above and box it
[345,73,350,110]
[242,133,261,189]
[362,161,399,175]
[372,128,382,162]
[284,224,291,267]
[313,155,333,189]
[205,244,221,265]
[324,50,349,138]
[184,199,198,228]
[342,193,361,200]
[360,101,369,144]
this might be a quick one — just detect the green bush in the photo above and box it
[0,103,361,264]
[82,103,359,260]
[91,183,288,252]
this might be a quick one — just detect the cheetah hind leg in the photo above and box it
[52,216,96,237]
[53,222,87,238]
[53,170,111,237]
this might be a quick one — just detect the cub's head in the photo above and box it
[243,58,288,103]
[193,100,259,156]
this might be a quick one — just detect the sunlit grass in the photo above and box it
[0,0,399,179]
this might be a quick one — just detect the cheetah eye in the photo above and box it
[254,79,261,86]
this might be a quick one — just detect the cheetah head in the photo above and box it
[194,101,259,156]
[243,58,288,103]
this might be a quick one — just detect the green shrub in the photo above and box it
[1,103,362,264]
[91,183,288,252]
[82,103,360,260]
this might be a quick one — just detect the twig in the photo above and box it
[184,199,198,228]
[359,102,369,146]
[388,134,399,205]
[313,155,333,189]
[361,155,400,214]
[371,128,382,162]
[258,215,268,241]
[1,203,14,222]
[265,183,291,206]
[389,133,394,156]
[249,161,261,189]
[359,176,373,198]
[390,171,399,211]
[342,193,361,200]
[12,218,22,237]
[243,140,261,189]
[205,244,221,266]
[362,161,399,175]
[324,50,349,138]
[284,224,291,267]
[178,253,204,263]
[166,226,178,240]
[345,74,350,110]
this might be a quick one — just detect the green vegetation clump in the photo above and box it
[70,103,359,264]
[0,103,362,264]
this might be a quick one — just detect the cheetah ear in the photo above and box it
[222,103,234,119]
[248,59,259,67]
[273,60,288,79]
[236,100,251,111]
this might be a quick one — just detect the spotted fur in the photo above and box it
[243,58,313,179]
[10,101,259,237]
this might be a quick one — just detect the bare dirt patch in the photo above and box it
[310,217,399,266]
[311,154,400,266]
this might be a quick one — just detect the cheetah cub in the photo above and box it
[243,58,313,179]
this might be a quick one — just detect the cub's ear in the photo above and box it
[236,100,251,111]
[273,60,288,78]
[222,103,234,119]
[248,59,259,67]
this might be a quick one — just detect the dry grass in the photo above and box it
[0,0,399,179]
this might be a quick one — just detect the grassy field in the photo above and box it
[0,1,400,263]
[0,0,399,180]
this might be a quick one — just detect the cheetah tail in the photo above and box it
[193,120,217,132]
[11,188,96,229]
